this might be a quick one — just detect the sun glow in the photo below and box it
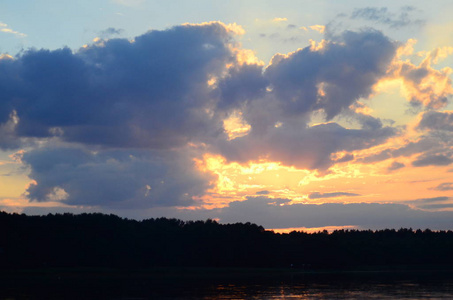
[194,154,311,201]
[222,110,251,140]
[193,133,452,208]
[271,225,358,234]
[193,152,389,206]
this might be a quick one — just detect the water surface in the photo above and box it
[2,269,453,299]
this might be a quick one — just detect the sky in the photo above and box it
[0,0,453,231]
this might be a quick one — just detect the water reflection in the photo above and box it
[200,275,453,299]
[1,270,453,299]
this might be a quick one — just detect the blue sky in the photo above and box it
[0,0,452,231]
[3,1,444,60]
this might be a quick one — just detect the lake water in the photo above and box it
[2,270,453,299]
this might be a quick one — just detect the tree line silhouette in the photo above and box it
[0,211,452,270]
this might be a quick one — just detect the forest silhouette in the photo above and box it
[1,211,452,270]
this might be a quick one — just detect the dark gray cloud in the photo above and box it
[412,154,453,167]
[406,196,453,210]
[431,182,453,191]
[256,190,270,195]
[21,146,214,208]
[100,27,124,38]
[392,138,441,157]
[0,111,23,150]
[387,161,405,172]
[0,22,235,149]
[360,133,453,167]
[150,196,453,230]
[215,63,268,111]
[360,149,392,164]
[412,196,450,204]
[418,111,453,132]
[308,192,360,199]
[418,204,453,210]
[264,29,396,120]
[351,6,425,29]
[217,120,396,170]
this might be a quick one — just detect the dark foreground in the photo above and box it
[1,268,453,299]
[1,211,453,270]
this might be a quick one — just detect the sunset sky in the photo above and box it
[1,0,452,231]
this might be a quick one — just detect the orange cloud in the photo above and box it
[381,40,453,108]
[299,25,325,33]
[272,17,288,23]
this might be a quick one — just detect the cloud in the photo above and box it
[216,121,396,171]
[431,182,453,191]
[215,63,268,111]
[329,14,452,110]
[0,111,23,150]
[256,190,270,195]
[266,29,396,120]
[0,23,405,207]
[387,112,453,168]
[272,18,288,23]
[308,192,360,199]
[309,25,325,33]
[398,64,452,109]
[213,29,398,170]
[360,149,392,164]
[359,132,453,167]
[21,146,214,208]
[388,42,453,109]
[412,154,453,167]
[299,25,325,33]
[418,204,453,210]
[99,27,124,38]
[0,22,26,37]
[159,196,453,230]
[350,6,425,29]
[406,196,453,210]
[0,22,236,149]
[412,196,450,203]
[334,154,354,163]
[387,161,405,172]
[1,25,397,155]
[418,111,453,132]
